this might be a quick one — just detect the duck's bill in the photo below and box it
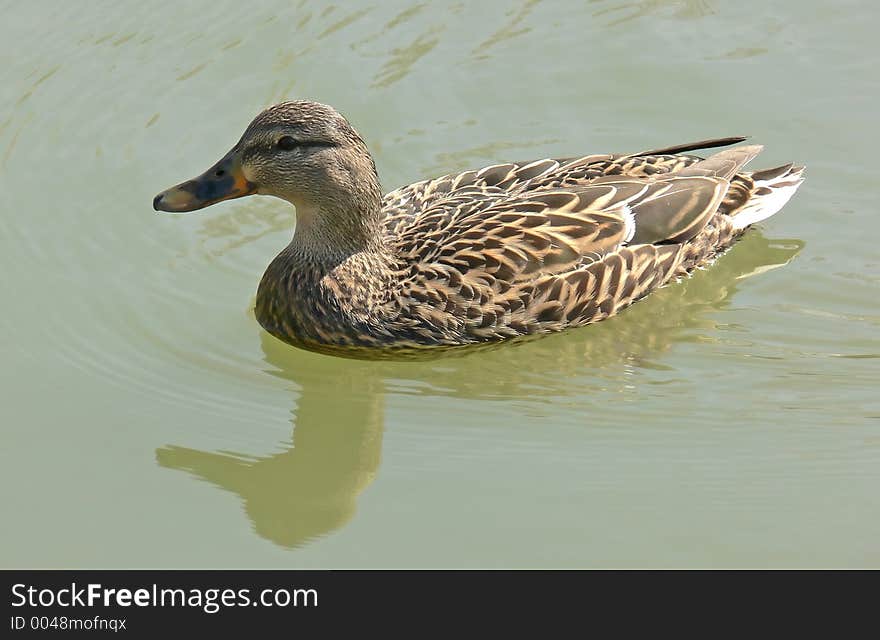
[153,149,256,213]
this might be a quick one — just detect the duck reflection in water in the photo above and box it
[156,361,383,549]
[156,232,803,549]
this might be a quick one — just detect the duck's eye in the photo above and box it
[277,136,298,151]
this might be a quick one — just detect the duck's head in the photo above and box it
[153,101,382,241]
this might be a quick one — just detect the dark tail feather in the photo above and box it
[751,163,793,181]
[633,136,749,157]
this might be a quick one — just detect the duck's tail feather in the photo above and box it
[728,164,805,229]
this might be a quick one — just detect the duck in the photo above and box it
[153,100,804,358]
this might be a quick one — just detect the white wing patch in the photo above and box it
[621,205,636,243]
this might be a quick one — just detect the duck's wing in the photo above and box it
[395,144,763,275]
[395,173,733,281]
[381,136,750,231]
[387,144,766,340]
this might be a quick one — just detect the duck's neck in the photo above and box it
[284,155,386,262]
[289,199,385,262]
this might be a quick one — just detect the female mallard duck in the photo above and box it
[154,101,804,358]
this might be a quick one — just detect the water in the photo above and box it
[2,0,878,567]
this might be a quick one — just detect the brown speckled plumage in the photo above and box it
[154,101,804,358]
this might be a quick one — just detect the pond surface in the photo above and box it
[2,0,878,567]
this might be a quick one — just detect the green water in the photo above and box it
[2,0,878,567]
